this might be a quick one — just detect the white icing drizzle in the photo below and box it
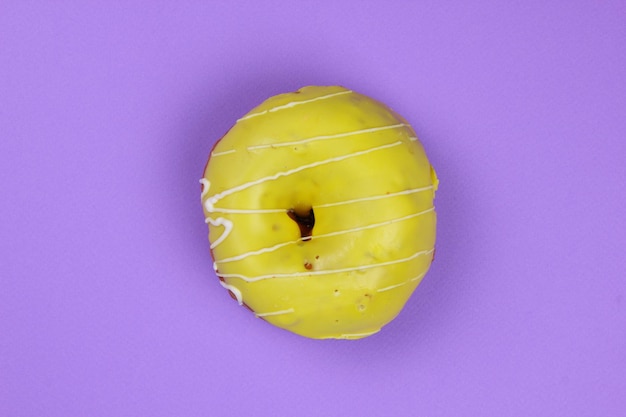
[254,308,295,318]
[204,185,433,215]
[217,207,435,264]
[211,149,237,157]
[247,123,407,151]
[410,274,426,282]
[216,248,434,282]
[202,180,237,250]
[207,207,286,215]
[338,330,380,339]
[315,185,434,209]
[205,217,233,249]
[219,280,243,305]
[199,178,211,198]
[203,141,403,213]
[237,90,353,122]
[408,136,418,142]
[376,282,408,293]
[377,272,426,293]
[203,143,411,250]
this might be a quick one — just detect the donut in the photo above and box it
[201,86,438,339]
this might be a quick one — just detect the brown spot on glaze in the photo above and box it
[304,262,313,270]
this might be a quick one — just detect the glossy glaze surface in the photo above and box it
[202,86,437,339]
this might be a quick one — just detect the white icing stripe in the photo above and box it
[205,217,234,249]
[207,207,286,214]
[204,185,433,215]
[211,149,237,157]
[237,90,353,122]
[247,123,407,151]
[199,178,211,198]
[204,141,403,212]
[377,273,426,293]
[217,207,435,264]
[338,330,380,339]
[217,248,434,282]
[202,180,236,250]
[316,186,434,209]
[254,308,295,318]
[219,281,243,305]
[408,136,418,142]
[376,282,408,293]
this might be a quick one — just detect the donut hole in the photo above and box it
[287,206,315,241]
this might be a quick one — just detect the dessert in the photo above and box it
[201,86,438,339]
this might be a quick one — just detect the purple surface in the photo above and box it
[2,1,625,416]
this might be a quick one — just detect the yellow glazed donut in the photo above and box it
[201,86,438,339]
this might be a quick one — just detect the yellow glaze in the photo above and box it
[201,86,437,339]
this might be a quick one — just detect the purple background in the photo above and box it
[2,1,625,416]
